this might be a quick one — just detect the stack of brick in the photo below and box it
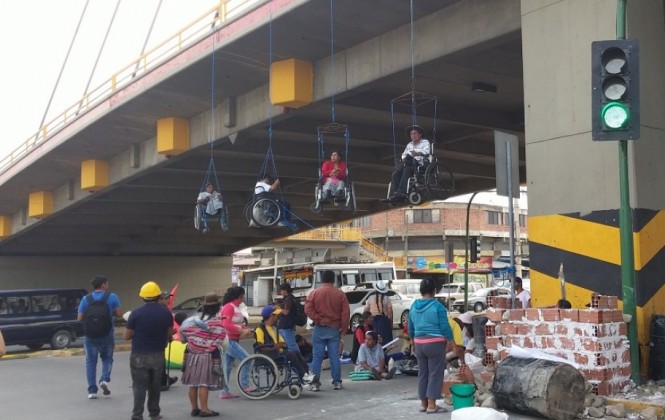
[484,294,630,396]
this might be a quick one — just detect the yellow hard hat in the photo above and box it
[139,281,161,299]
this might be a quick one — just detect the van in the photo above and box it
[390,279,422,299]
[0,288,87,350]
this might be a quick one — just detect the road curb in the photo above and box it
[605,397,665,416]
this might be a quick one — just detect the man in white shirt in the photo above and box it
[390,125,431,200]
[515,277,531,308]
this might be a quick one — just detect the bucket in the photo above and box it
[450,383,476,410]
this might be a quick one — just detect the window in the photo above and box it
[486,211,502,225]
[408,209,434,224]
[353,216,371,228]
[519,214,527,227]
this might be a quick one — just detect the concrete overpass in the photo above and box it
[0,0,524,257]
[2,0,665,374]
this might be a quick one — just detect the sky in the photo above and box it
[0,0,219,160]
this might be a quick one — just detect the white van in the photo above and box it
[390,279,422,299]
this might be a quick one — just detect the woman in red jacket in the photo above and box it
[321,150,347,200]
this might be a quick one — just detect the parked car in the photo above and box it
[450,287,512,313]
[435,282,484,308]
[346,289,413,329]
[172,296,249,324]
[390,279,422,300]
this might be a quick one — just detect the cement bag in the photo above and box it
[451,407,509,420]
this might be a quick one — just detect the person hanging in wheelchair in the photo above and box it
[254,174,296,229]
[321,150,347,201]
[389,125,431,201]
[196,183,225,233]
[255,305,315,385]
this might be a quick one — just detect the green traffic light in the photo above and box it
[601,101,630,129]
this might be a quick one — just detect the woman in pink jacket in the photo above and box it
[321,150,347,200]
[218,287,251,399]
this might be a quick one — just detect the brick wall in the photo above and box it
[484,295,630,396]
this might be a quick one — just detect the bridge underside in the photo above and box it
[0,0,524,256]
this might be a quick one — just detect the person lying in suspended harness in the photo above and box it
[253,174,296,229]
[389,125,431,201]
[196,183,225,233]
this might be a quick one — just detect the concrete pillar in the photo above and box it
[521,0,665,374]
[0,256,233,311]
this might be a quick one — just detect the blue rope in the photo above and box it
[330,0,336,122]
[200,13,222,193]
[391,102,397,162]
[410,0,415,87]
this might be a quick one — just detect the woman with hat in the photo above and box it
[389,124,431,201]
[363,280,394,344]
[180,292,225,417]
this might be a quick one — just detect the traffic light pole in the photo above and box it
[616,0,640,383]
[464,192,478,311]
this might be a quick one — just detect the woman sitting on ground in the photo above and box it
[355,331,396,380]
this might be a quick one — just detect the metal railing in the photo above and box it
[0,0,266,174]
[285,226,407,268]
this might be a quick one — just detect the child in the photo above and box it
[174,312,223,377]
[296,334,313,363]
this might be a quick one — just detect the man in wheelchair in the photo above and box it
[196,183,225,233]
[389,125,431,201]
[255,305,314,384]
[254,174,296,229]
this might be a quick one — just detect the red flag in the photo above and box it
[167,283,179,310]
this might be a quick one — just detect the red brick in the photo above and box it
[479,371,495,384]
[522,337,534,348]
[509,309,525,321]
[594,353,608,366]
[441,378,463,395]
[486,309,505,322]
[619,323,627,336]
[535,323,551,335]
[596,295,610,309]
[574,352,590,365]
[539,337,554,348]
[485,324,496,337]
[559,338,576,350]
[621,349,631,363]
[607,296,619,309]
[541,308,561,322]
[500,322,517,335]
[515,322,533,336]
[484,352,495,367]
[525,308,540,321]
[608,309,623,322]
[620,365,632,377]
[486,337,503,350]
[582,368,611,381]
[500,349,509,360]
[505,336,520,347]
[582,338,602,352]
[555,325,569,335]
[579,309,603,324]
[561,309,579,321]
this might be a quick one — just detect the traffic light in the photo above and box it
[470,237,479,263]
[591,39,640,141]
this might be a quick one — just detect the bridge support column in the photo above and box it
[521,1,665,375]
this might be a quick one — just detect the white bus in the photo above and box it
[242,261,397,305]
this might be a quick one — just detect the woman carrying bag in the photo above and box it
[363,280,393,344]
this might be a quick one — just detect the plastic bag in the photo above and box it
[451,407,509,420]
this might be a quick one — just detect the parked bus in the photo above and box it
[0,288,87,350]
[242,261,397,305]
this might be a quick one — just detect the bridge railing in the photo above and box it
[0,0,267,175]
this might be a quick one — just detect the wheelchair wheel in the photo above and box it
[425,162,455,198]
[194,206,202,231]
[243,201,253,224]
[219,206,229,232]
[408,191,423,205]
[251,198,281,228]
[287,384,302,400]
[345,182,356,213]
[237,354,279,400]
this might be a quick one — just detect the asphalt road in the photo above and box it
[0,332,540,420]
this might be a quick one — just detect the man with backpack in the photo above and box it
[77,275,123,399]
[277,283,306,353]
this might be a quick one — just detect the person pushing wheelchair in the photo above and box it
[389,125,431,201]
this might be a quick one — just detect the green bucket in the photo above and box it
[450,383,476,410]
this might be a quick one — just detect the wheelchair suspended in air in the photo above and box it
[310,168,356,215]
[243,192,297,232]
[194,200,229,233]
[236,350,304,400]
[385,151,455,206]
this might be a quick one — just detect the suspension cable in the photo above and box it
[133,0,163,78]
[38,0,90,131]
